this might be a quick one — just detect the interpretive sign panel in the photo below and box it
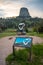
[14,37,32,48]
[13,37,32,61]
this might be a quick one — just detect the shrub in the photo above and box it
[25,28,28,33]
[38,26,43,33]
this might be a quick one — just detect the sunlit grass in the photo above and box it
[6,44,43,65]
[0,29,16,38]
[27,32,43,37]
[0,29,43,38]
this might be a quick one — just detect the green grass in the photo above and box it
[0,29,16,38]
[27,32,43,37]
[0,32,16,38]
[0,29,43,38]
[6,44,43,65]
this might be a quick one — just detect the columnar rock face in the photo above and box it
[19,7,31,18]
[16,7,31,20]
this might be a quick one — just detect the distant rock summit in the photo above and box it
[16,7,31,19]
[19,7,30,17]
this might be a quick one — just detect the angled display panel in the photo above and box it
[14,37,32,48]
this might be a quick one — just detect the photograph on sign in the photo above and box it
[14,37,32,47]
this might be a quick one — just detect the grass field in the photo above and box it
[27,32,43,37]
[0,29,43,38]
[0,29,16,38]
[6,44,43,65]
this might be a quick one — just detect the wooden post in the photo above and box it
[29,41,32,62]
[29,47,32,61]
[28,40,32,62]
[13,45,15,56]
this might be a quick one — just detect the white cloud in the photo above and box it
[0,1,23,17]
[29,9,43,18]
[0,0,43,18]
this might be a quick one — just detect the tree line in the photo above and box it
[0,17,43,33]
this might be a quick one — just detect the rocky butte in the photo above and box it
[16,7,31,20]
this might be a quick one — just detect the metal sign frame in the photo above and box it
[13,37,33,61]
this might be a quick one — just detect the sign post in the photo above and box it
[13,37,32,61]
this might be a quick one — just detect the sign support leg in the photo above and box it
[13,45,15,56]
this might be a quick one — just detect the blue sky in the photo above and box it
[0,0,43,18]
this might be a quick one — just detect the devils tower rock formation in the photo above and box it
[19,7,30,17]
[16,7,31,19]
